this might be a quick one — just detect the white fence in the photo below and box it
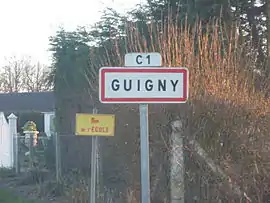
[0,112,17,168]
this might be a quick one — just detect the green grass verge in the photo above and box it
[0,168,15,178]
[0,189,39,203]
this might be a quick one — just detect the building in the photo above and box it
[0,91,55,137]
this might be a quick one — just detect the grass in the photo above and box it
[0,168,16,179]
[0,189,39,203]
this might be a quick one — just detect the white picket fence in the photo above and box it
[0,112,17,168]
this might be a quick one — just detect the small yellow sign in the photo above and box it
[75,113,115,136]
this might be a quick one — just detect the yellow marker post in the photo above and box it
[75,113,115,136]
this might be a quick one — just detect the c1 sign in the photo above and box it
[99,67,189,103]
[124,53,162,67]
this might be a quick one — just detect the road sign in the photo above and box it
[99,67,188,103]
[75,113,115,136]
[124,52,162,67]
[98,52,189,203]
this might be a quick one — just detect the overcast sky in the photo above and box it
[0,0,142,66]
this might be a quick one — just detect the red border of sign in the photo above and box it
[99,67,189,103]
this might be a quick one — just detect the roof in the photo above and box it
[0,91,55,112]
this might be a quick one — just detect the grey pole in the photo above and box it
[15,133,19,174]
[124,58,151,203]
[29,133,34,169]
[90,108,98,203]
[55,132,62,183]
[139,104,150,203]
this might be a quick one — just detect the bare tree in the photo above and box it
[23,61,51,92]
[0,56,51,93]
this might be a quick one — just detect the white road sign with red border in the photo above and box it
[99,67,189,103]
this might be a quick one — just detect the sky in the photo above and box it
[0,0,142,67]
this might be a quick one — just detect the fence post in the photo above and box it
[170,119,185,203]
[24,130,39,169]
[29,132,34,168]
[8,113,17,172]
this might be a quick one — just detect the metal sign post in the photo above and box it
[90,107,98,203]
[139,103,150,203]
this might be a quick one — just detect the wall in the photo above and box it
[0,112,12,168]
